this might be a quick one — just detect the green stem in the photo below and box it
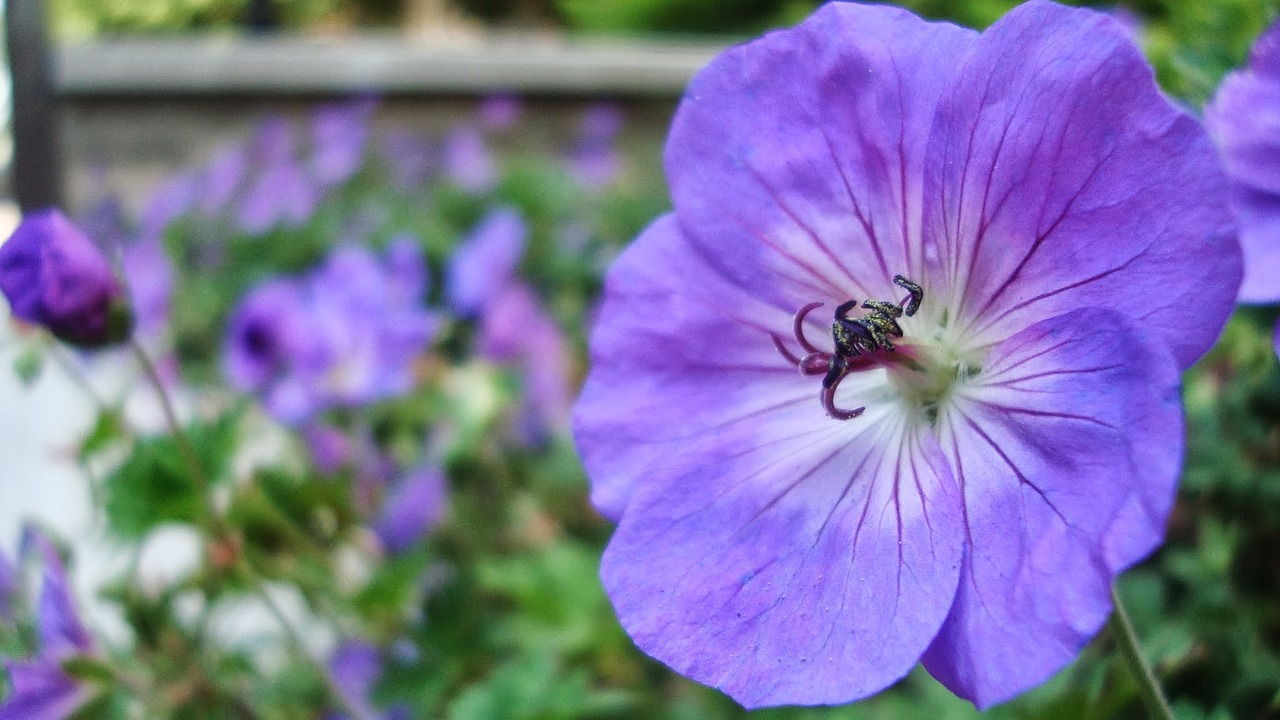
[129,339,220,534]
[129,339,370,720]
[1110,583,1175,720]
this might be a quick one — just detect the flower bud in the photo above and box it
[0,208,134,348]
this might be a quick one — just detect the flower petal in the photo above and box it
[921,306,1182,707]
[923,0,1240,368]
[574,214,833,520]
[1206,20,1280,303]
[600,402,962,708]
[0,660,91,720]
[665,3,976,311]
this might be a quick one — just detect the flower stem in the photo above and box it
[129,339,218,532]
[128,339,369,720]
[1110,583,1175,720]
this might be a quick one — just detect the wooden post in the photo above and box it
[6,0,63,211]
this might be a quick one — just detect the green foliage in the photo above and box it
[49,0,343,36]
[11,343,44,388]
[101,410,241,538]
[555,0,818,35]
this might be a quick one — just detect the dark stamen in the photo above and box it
[771,275,924,421]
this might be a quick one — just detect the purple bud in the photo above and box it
[0,209,133,348]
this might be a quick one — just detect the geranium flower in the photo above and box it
[311,98,377,187]
[0,209,133,349]
[223,244,439,423]
[569,103,624,190]
[1206,19,1280,304]
[327,640,411,720]
[373,465,447,555]
[445,207,527,317]
[0,535,99,720]
[574,1,1239,709]
[442,126,496,193]
[0,547,15,621]
[479,283,574,443]
[1206,18,1280,356]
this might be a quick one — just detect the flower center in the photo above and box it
[772,275,929,420]
[885,308,983,427]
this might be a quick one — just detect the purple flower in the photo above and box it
[311,99,377,187]
[445,208,527,316]
[384,235,429,304]
[569,103,624,189]
[573,2,1239,710]
[0,536,97,720]
[200,144,251,216]
[0,548,15,621]
[442,126,496,193]
[373,465,447,554]
[121,236,174,337]
[327,641,411,720]
[255,116,296,167]
[237,160,321,235]
[304,423,353,474]
[223,246,439,424]
[1206,19,1280,304]
[140,173,200,237]
[224,278,313,393]
[379,128,435,190]
[234,116,321,234]
[480,94,522,130]
[479,284,574,442]
[0,209,133,348]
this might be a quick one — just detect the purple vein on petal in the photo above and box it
[966,252,1144,340]
[960,143,1113,337]
[811,120,886,291]
[717,205,846,300]
[958,411,1075,530]
[743,163,866,292]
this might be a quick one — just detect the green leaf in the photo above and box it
[102,410,241,538]
[12,344,44,387]
[79,408,127,460]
